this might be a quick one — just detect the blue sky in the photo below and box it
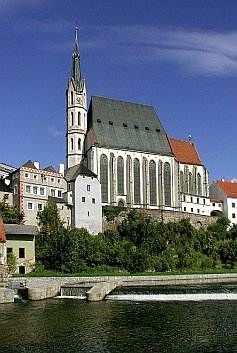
[1,0,237,183]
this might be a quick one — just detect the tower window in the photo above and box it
[145,126,149,131]
[134,125,138,129]
[71,112,74,126]
[123,123,127,127]
[78,138,81,151]
[78,112,81,126]
[97,119,101,123]
[71,91,73,105]
[109,121,113,125]
[71,138,74,150]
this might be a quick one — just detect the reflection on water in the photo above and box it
[0,284,237,353]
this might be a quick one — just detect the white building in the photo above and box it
[210,179,237,224]
[65,164,102,234]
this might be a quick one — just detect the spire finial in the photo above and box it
[75,24,78,40]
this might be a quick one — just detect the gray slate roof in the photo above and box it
[65,163,97,182]
[87,96,173,156]
[4,224,37,236]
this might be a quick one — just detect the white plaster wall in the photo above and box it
[74,174,102,234]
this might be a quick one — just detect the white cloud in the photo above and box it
[48,127,63,138]
[83,25,237,76]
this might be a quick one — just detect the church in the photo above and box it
[66,28,211,215]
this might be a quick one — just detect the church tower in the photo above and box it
[66,27,87,169]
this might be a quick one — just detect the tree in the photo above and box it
[0,201,24,224]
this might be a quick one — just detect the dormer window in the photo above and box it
[123,123,127,127]
[145,126,149,131]
[134,125,138,129]
[156,128,160,133]
[109,121,113,125]
[97,119,101,123]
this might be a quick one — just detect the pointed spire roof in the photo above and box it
[71,26,83,91]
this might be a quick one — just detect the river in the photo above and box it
[0,284,237,353]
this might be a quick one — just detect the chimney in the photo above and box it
[34,161,40,169]
[58,163,65,176]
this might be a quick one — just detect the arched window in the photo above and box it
[71,112,74,126]
[180,171,184,193]
[117,156,124,195]
[71,91,73,105]
[149,160,157,205]
[143,157,148,206]
[100,154,108,203]
[78,138,81,151]
[197,173,202,196]
[184,166,189,193]
[71,138,73,150]
[126,156,132,205]
[158,160,163,206]
[78,112,81,126]
[189,172,192,194]
[164,162,171,206]
[134,158,140,204]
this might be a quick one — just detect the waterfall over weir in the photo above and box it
[59,286,91,299]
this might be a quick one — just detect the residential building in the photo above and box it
[4,223,36,274]
[65,164,102,234]
[0,162,16,180]
[0,216,7,277]
[0,179,13,205]
[10,160,70,227]
[209,179,237,224]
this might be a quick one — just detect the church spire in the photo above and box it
[71,26,82,90]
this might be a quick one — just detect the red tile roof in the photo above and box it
[169,138,202,165]
[215,180,237,198]
[0,216,6,242]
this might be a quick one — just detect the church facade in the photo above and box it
[66,30,211,214]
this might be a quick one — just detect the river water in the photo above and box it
[0,284,237,353]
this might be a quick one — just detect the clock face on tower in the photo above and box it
[76,96,82,104]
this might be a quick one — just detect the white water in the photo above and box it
[107,293,237,301]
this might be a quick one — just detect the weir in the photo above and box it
[86,281,123,301]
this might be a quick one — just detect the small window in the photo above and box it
[123,123,127,127]
[191,208,193,212]
[7,247,13,253]
[82,197,86,202]
[13,185,18,195]
[71,91,73,105]
[27,202,33,210]
[33,186,38,194]
[78,112,81,125]
[51,189,56,197]
[212,203,215,207]
[197,198,199,204]
[33,175,38,180]
[232,214,236,219]
[26,185,31,193]
[38,203,43,211]
[87,185,91,192]
[19,248,25,259]
[58,190,62,197]
[190,197,193,202]
[51,178,55,183]
[184,207,186,211]
[145,126,149,130]
[40,187,45,196]
[232,203,235,208]
[25,173,29,178]
[197,209,200,213]
[203,199,206,205]
[183,195,186,202]
[88,211,90,217]
[58,179,61,184]
[134,125,138,129]
[92,198,95,204]
[109,121,113,125]
[97,119,101,123]
[156,129,160,133]
[68,183,71,191]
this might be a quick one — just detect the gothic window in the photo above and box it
[71,138,73,150]
[126,156,132,205]
[189,172,192,194]
[78,138,81,151]
[143,157,148,206]
[71,112,74,126]
[134,158,141,204]
[149,160,157,205]
[78,112,81,126]
[184,166,189,193]
[71,91,73,105]
[158,160,163,206]
[197,173,202,196]
[180,171,184,193]
[117,156,124,195]
[164,162,171,206]
[100,154,108,203]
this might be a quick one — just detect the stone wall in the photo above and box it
[103,208,218,231]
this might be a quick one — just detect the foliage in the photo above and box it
[103,205,125,221]
[7,252,17,274]
[35,206,237,274]
[0,201,24,224]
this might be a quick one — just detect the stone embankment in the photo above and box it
[2,273,237,302]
